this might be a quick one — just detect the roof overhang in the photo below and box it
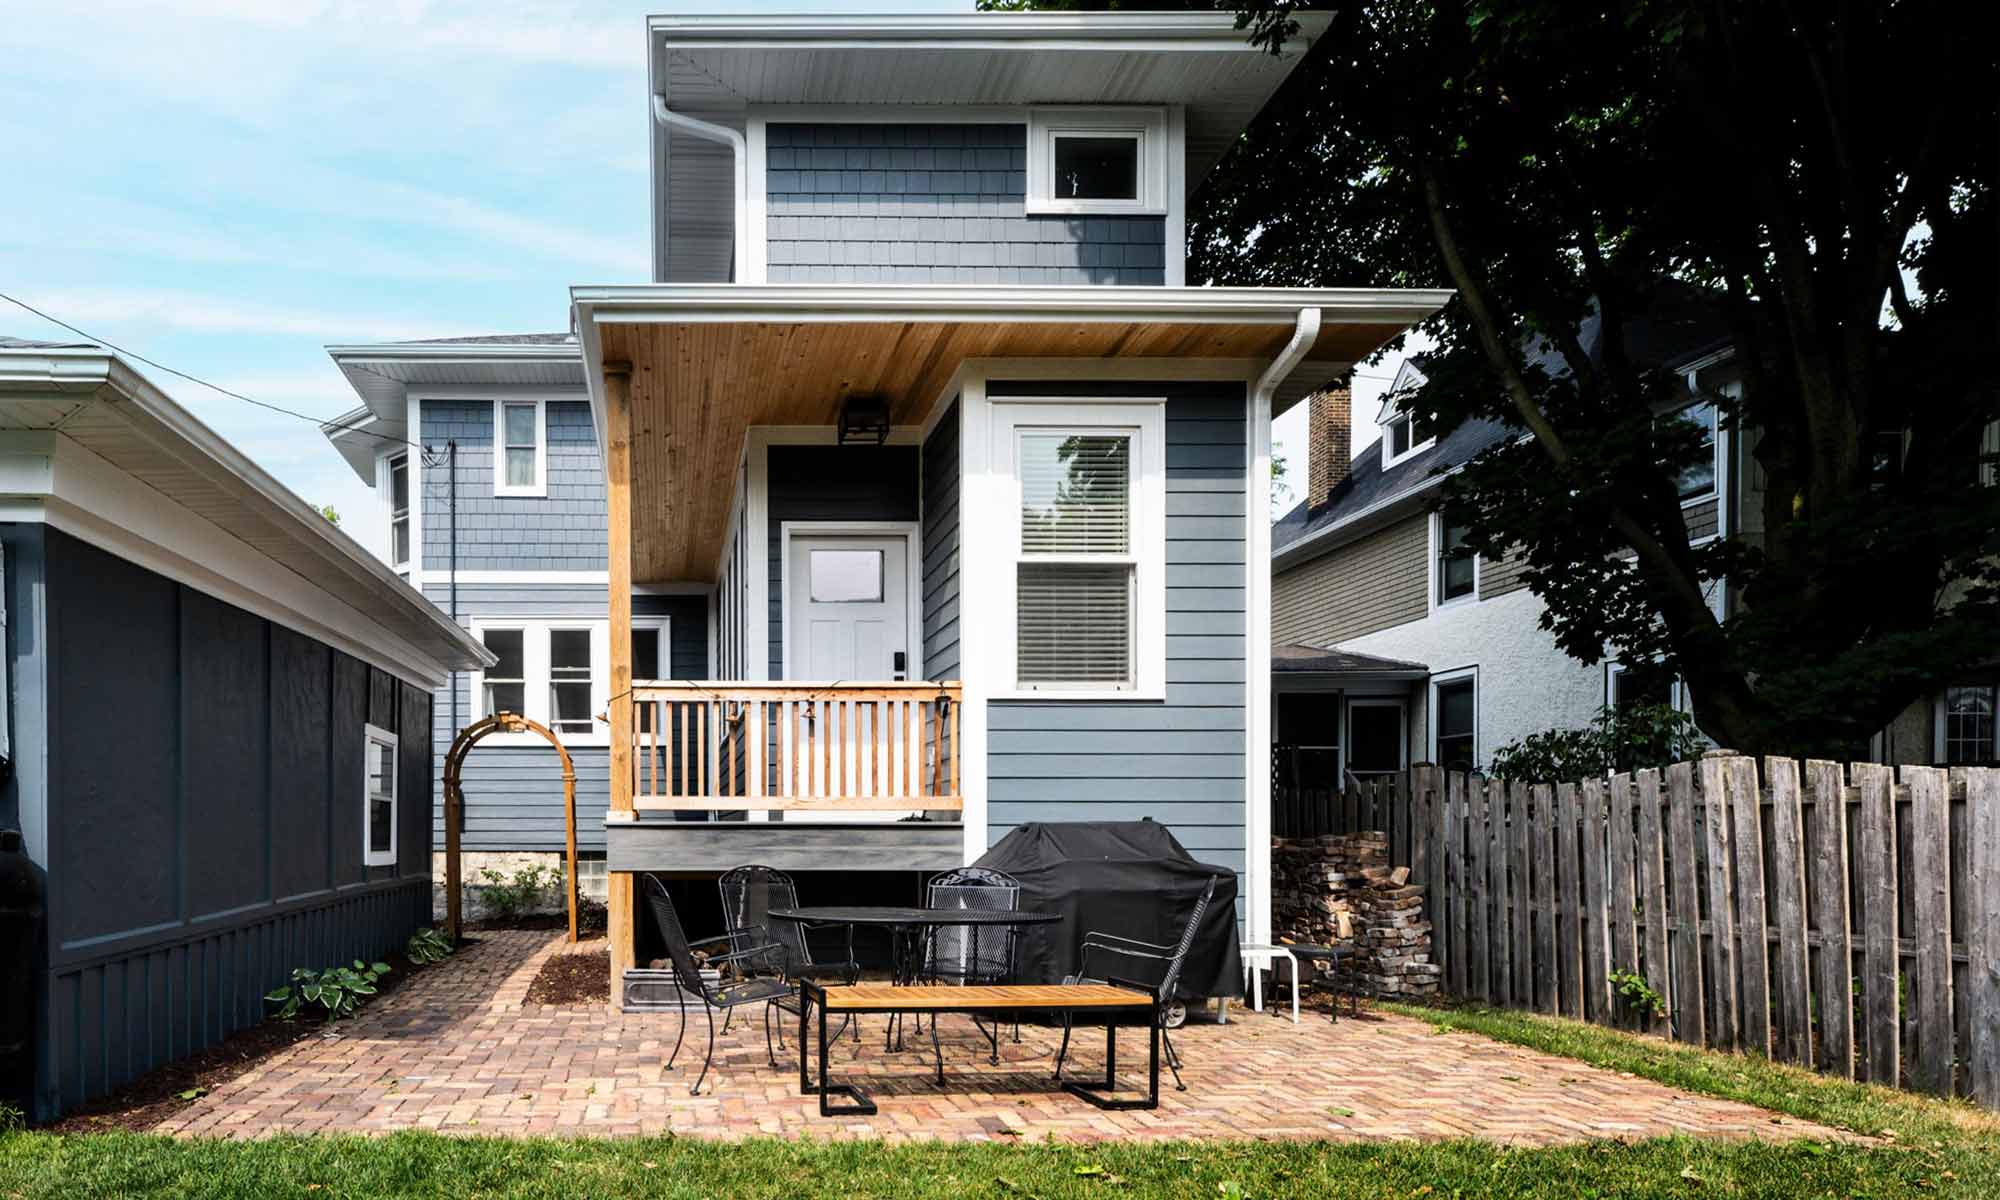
[647,11,1331,282]
[571,283,1450,583]
[321,404,405,482]
[326,339,585,422]
[0,344,492,686]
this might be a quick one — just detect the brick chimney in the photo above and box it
[1306,380,1353,512]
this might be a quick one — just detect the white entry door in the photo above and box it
[787,533,911,682]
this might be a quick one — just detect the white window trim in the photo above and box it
[468,619,612,746]
[493,397,548,497]
[1025,106,1170,216]
[990,397,1167,701]
[1932,683,2000,765]
[632,614,671,682]
[362,722,399,867]
[1381,411,1435,470]
[1427,510,1480,612]
[1605,660,1686,712]
[385,450,411,573]
[1428,666,1479,769]
[1672,395,1720,509]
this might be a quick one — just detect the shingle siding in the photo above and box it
[765,124,1167,286]
[418,397,605,572]
[985,381,1249,884]
[1272,513,1430,646]
[922,401,961,682]
[422,584,707,853]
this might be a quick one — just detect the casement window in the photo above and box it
[1673,400,1718,502]
[471,618,666,743]
[1433,513,1477,607]
[494,398,546,496]
[362,723,398,867]
[387,452,410,570]
[1942,685,1998,765]
[1431,671,1478,771]
[1025,107,1169,215]
[995,399,1166,698]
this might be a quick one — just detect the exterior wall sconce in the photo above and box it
[837,394,891,445]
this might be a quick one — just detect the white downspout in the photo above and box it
[652,95,748,283]
[1245,307,1322,947]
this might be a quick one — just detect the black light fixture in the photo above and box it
[837,393,891,445]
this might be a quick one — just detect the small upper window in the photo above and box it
[1435,514,1476,606]
[495,399,545,496]
[1053,136,1139,201]
[1673,401,1718,502]
[1026,107,1168,215]
[363,723,398,867]
[1381,407,1433,469]
[387,453,410,570]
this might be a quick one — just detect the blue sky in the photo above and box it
[0,0,1396,526]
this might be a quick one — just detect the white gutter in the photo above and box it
[652,96,748,284]
[1245,306,1322,949]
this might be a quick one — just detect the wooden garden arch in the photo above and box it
[441,712,579,943]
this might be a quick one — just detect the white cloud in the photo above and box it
[16,287,472,341]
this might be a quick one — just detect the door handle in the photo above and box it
[893,650,907,680]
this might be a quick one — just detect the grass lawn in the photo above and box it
[4,1005,1994,1199]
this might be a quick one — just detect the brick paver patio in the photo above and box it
[157,930,1844,1143]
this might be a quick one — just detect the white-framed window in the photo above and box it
[1940,684,1998,765]
[362,723,398,867]
[1025,107,1169,215]
[1380,407,1435,470]
[387,452,410,571]
[1429,668,1478,771]
[993,399,1166,698]
[469,618,643,745]
[494,398,547,496]
[1672,400,1718,503]
[1607,661,1684,712]
[1430,511,1478,608]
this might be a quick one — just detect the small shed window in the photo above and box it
[363,723,399,867]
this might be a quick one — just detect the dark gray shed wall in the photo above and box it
[29,527,433,1121]
[921,402,961,682]
[985,381,1249,885]
[765,445,920,679]
[419,397,604,572]
[423,583,708,852]
[766,124,1166,286]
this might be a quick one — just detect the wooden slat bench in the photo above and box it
[798,980,1160,1116]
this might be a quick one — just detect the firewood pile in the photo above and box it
[1271,832,1439,1000]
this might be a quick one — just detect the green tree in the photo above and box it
[1166,1,1997,757]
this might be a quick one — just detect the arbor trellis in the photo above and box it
[441,713,579,943]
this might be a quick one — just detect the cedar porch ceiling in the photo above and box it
[589,296,1449,584]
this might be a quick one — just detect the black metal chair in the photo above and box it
[1054,874,1218,1091]
[718,864,861,1045]
[641,873,796,1095]
[918,867,1022,1066]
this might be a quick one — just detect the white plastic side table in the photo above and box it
[1238,943,1301,1023]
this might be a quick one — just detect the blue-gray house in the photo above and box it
[0,337,489,1120]
[322,11,1451,996]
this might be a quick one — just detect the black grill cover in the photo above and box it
[975,820,1243,999]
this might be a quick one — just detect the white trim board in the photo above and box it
[776,521,924,682]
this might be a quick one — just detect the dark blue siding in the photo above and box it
[984,382,1249,885]
[419,397,604,572]
[28,527,432,1120]
[922,402,961,681]
[765,445,920,679]
[766,124,1166,286]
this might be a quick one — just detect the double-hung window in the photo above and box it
[362,723,398,867]
[495,398,545,496]
[1434,513,1476,606]
[548,628,594,736]
[1431,672,1477,771]
[1672,400,1718,502]
[1942,684,1998,765]
[481,628,527,716]
[387,452,410,570]
[470,620,656,744]
[997,400,1165,698]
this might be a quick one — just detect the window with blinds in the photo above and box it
[1016,432,1136,687]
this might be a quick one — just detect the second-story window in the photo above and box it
[1673,400,1718,502]
[1026,108,1168,215]
[387,452,410,570]
[495,399,545,496]
[1435,513,1476,606]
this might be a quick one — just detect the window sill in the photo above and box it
[1023,198,1167,218]
[993,687,1165,703]
[494,486,548,499]
[1679,490,1717,509]
[1382,440,1437,470]
[362,852,397,868]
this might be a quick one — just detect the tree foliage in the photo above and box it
[1172,1,1998,756]
[1488,702,1706,783]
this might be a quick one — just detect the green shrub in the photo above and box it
[265,961,391,1021]
[406,927,455,965]
[473,863,557,922]
[1607,968,1669,1020]
[1488,702,1704,781]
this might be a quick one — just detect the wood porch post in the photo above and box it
[604,360,637,1003]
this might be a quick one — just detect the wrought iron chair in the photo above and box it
[1054,874,1218,1091]
[641,873,795,1095]
[717,864,862,1045]
[918,866,1023,1066]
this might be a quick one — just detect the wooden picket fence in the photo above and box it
[1352,757,2000,1107]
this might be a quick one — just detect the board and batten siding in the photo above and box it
[765,444,920,679]
[9,525,433,1120]
[1272,513,1429,646]
[423,583,707,853]
[419,397,604,573]
[984,381,1250,884]
[922,400,962,682]
[765,124,1166,286]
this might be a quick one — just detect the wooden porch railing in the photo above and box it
[627,681,962,814]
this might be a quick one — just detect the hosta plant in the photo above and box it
[406,926,456,965]
[265,960,391,1021]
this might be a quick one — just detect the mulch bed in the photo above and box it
[525,949,612,1006]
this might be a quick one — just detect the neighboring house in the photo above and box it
[1,337,488,1121]
[326,10,1450,991]
[1270,306,1739,781]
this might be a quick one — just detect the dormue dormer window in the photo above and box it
[1381,407,1433,469]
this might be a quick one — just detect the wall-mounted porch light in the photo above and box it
[837,394,891,445]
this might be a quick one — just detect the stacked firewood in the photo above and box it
[1270,832,1439,999]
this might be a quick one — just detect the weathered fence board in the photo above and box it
[1530,783,1558,1015]
[1446,769,1469,998]
[1555,781,1585,1020]
[1635,770,1673,1036]
[1468,776,1492,1003]
[1606,773,1640,1026]
[1906,766,1954,1096]
[1805,759,1854,1080]
[1698,754,1740,1052]
[1665,762,1706,1046]
[1854,762,1900,1087]
[1506,780,1531,1007]
[1766,756,1813,1068]
[1726,756,1773,1058]
[1968,768,2000,1108]
[1579,777,1613,1022]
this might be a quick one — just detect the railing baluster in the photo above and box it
[948,697,959,798]
[904,699,915,798]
